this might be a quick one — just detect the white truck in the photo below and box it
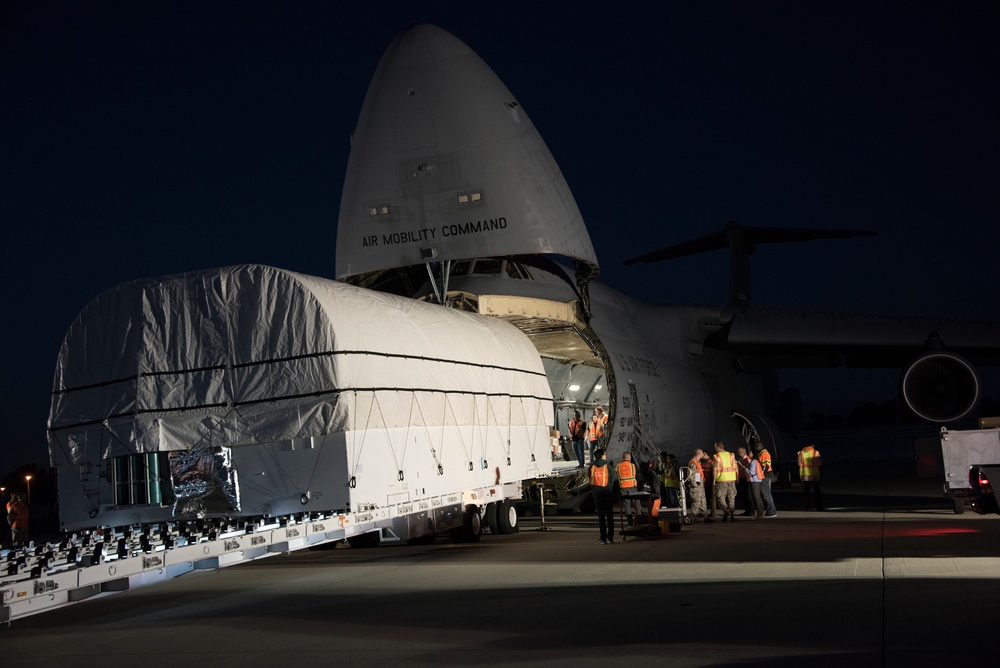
[940,424,1000,515]
[2,264,556,622]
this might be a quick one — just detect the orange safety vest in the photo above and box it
[616,461,637,488]
[798,446,821,481]
[748,459,764,481]
[688,457,703,483]
[589,414,606,440]
[738,455,750,481]
[714,451,737,482]
[590,462,610,488]
[568,419,586,440]
[758,449,773,475]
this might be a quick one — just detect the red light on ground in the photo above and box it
[897,527,981,537]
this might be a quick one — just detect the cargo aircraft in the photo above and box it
[45,23,999,537]
[335,23,1000,469]
[27,22,999,624]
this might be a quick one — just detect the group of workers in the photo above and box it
[581,424,825,542]
[567,407,608,469]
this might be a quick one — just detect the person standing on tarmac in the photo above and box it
[589,448,615,544]
[754,441,778,517]
[798,443,825,511]
[686,448,710,522]
[744,450,766,519]
[701,451,716,520]
[616,451,639,523]
[652,452,680,509]
[736,446,752,516]
[7,492,29,547]
[713,441,738,522]
[568,411,587,468]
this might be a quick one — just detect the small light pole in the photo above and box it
[25,475,32,505]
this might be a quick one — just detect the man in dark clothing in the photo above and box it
[589,448,615,544]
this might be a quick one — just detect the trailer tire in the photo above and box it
[485,502,500,534]
[953,498,966,514]
[347,531,381,549]
[497,499,519,534]
[450,505,482,543]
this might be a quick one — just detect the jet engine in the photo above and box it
[900,351,980,423]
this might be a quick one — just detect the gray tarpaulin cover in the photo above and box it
[48,264,552,516]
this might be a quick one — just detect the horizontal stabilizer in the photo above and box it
[623,221,876,265]
[624,221,876,305]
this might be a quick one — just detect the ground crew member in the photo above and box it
[754,441,777,517]
[588,406,607,451]
[589,448,615,544]
[652,452,680,508]
[798,443,825,511]
[701,452,716,519]
[686,448,710,522]
[737,446,752,515]
[7,492,29,547]
[616,451,638,522]
[568,411,587,468]
[713,441,738,522]
[745,450,766,518]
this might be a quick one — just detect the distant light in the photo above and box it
[568,384,580,392]
[594,384,603,390]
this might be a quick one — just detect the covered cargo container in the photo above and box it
[49,264,554,532]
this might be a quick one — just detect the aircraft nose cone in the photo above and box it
[383,24,473,69]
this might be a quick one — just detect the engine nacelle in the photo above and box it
[900,352,980,423]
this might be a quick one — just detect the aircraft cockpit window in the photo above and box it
[504,262,532,280]
[470,259,502,275]
[450,260,471,276]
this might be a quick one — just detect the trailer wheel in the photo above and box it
[682,514,695,526]
[497,499,520,534]
[347,531,381,549]
[953,498,966,514]
[450,505,482,543]
[485,502,500,534]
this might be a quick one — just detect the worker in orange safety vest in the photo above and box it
[616,452,639,522]
[588,406,607,449]
[589,448,615,544]
[686,448,710,522]
[713,441,738,522]
[754,441,778,517]
[568,410,587,468]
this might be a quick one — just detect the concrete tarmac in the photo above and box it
[3,469,998,667]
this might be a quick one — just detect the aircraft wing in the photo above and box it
[706,306,1000,422]
[711,306,1000,369]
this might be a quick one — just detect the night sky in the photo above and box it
[2,2,998,476]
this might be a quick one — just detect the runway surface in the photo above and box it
[3,467,998,667]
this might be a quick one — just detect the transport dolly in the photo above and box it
[617,490,661,540]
